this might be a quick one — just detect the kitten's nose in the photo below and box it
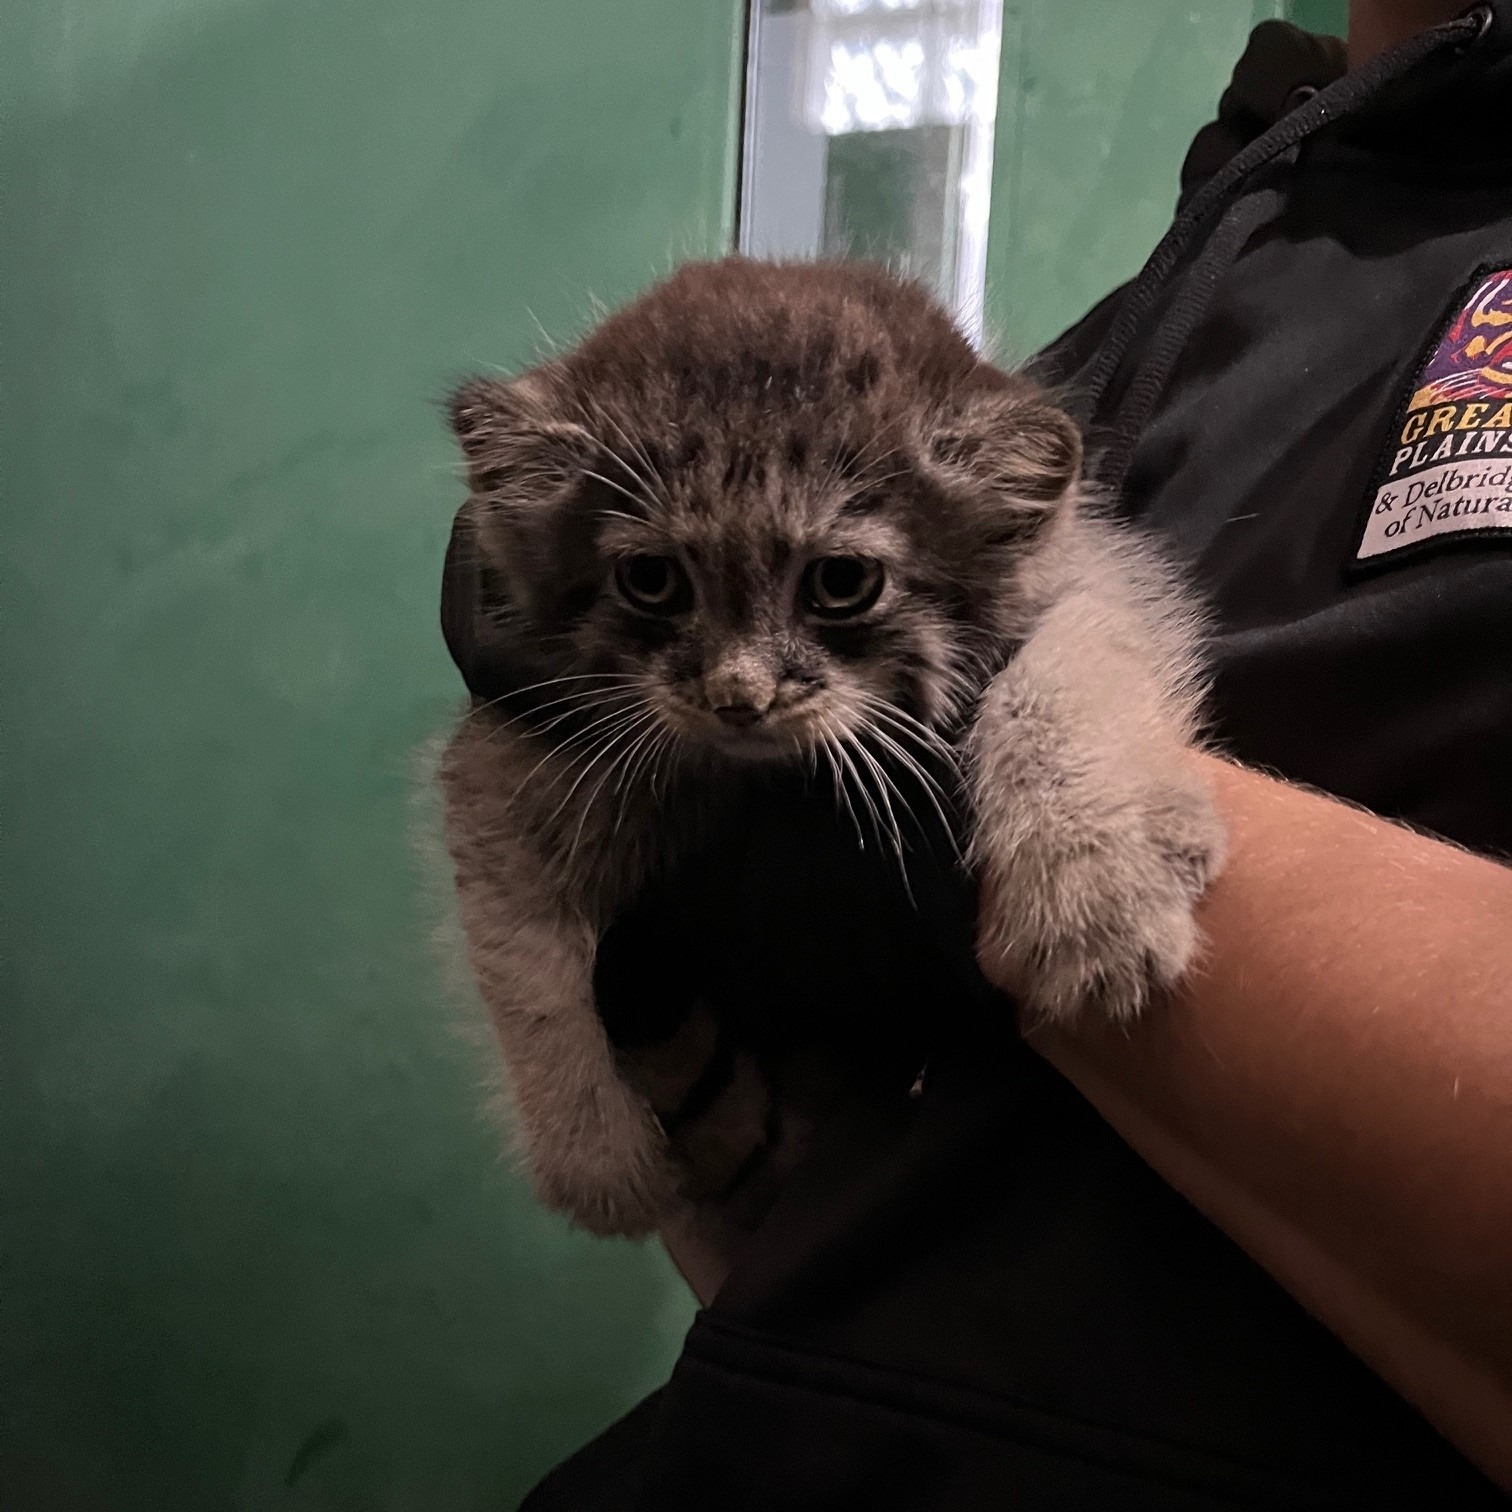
[714,702,764,728]
[704,650,776,725]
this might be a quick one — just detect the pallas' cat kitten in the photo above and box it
[439,259,1224,1237]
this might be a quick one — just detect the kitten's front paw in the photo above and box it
[976,764,1226,1025]
[525,1075,682,1238]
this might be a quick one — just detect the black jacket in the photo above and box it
[523,9,1512,1507]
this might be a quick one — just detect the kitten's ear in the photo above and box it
[442,372,584,701]
[924,381,1083,525]
[447,371,586,501]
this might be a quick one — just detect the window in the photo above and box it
[740,0,1005,346]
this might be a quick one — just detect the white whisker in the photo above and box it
[477,684,642,741]
[606,719,674,835]
[549,708,661,850]
[615,719,665,797]
[816,723,864,851]
[589,405,676,514]
[850,466,911,493]
[461,677,635,731]
[578,466,658,516]
[498,694,642,748]
[864,698,965,768]
[846,732,914,901]
[858,708,963,861]
[565,709,665,864]
[587,443,659,500]
[465,671,641,714]
[592,507,653,530]
[649,727,684,800]
[509,701,649,816]
[824,716,883,856]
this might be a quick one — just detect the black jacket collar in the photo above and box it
[1181,2,1510,199]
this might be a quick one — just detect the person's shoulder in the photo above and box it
[1177,20,1346,203]
[1029,21,1347,385]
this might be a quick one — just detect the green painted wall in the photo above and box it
[1290,0,1350,38]
[1,3,739,1508]
[984,0,1346,360]
[2,1,1347,1508]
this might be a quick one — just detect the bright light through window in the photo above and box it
[740,0,1004,345]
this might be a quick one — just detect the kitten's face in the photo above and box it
[566,449,980,764]
[444,260,1081,775]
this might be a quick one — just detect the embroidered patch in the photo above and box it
[1353,263,1512,569]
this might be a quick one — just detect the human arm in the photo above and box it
[1007,753,1512,1486]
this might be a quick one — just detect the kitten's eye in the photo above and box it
[802,556,884,618]
[615,553,688,613]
